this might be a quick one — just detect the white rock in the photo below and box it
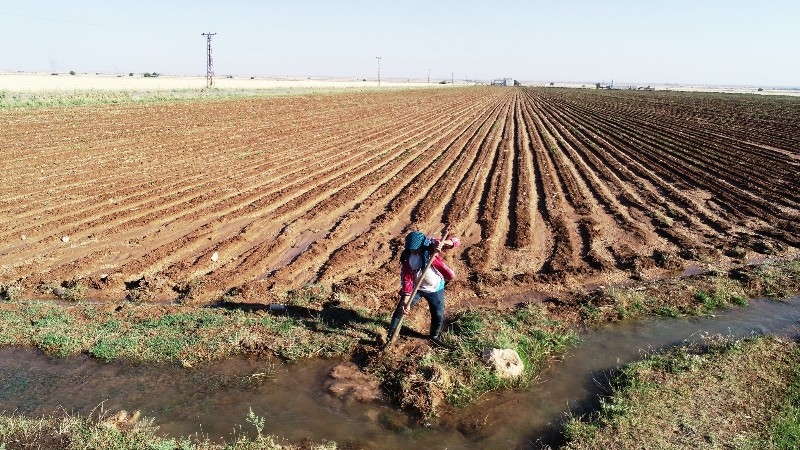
[211,251,219,262]
[482,348,524,379]
[21,234,26,241]
[61,236,70,243]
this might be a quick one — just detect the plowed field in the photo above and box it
[2,87,799,309]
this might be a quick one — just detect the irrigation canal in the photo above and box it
[1,297,799,449]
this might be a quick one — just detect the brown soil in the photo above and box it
[1,87,798,317]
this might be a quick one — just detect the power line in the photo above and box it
[201,32,216,88]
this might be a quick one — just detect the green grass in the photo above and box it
[575,257,800,326]
[0,410,337,449]
[769,360,800,449]
[562,336,800,449]
[751,258,800,298]
[439,304,578,406]
[0,300,361,365]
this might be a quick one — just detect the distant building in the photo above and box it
[492,78,514,86]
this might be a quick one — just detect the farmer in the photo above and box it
[388,230,460,346]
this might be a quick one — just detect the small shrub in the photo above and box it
[653,306,679,318]
[60,279,87,302]
[649,210,674,227]
[126,287,146,303]
[726,246,747,259]
[174,278,203,302]
[0,283,23,301]
[246,407,266,438]
[285,283,329,307]
[731,295,748,306]
[581,303,602,323]
[696,291,722,311]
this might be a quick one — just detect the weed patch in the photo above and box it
[0,283,23,302]
[0,410,336,449]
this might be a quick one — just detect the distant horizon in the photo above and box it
[3,70,797,90]
[2,1,798,88]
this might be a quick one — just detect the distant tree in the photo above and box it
[69,70,76,75]
[129,73,134,77]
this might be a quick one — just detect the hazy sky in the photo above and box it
[2,0,798,86]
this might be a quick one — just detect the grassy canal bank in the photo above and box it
[562,335,800,449]
[0,410,336,450]
[1,257,799,448]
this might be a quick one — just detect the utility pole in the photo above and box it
[427,68,430,84]
[451,72,453,84]
[201,32,216,88]
[376,56,381,87]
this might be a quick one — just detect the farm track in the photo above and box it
[1,87,798,307]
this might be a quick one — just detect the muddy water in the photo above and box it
[459,296,800,449]
[1,297,799,449]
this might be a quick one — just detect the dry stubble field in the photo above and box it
[1,87,799,313]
